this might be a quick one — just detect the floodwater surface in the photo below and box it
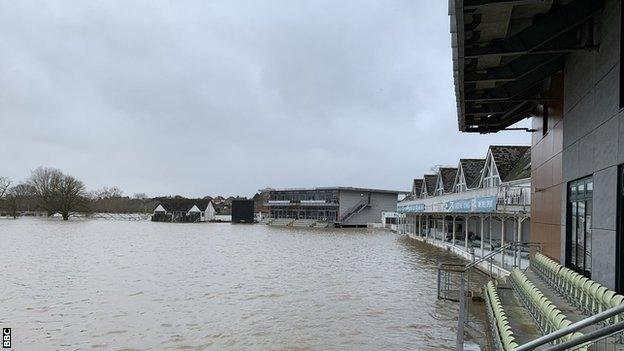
[0,218,461,350]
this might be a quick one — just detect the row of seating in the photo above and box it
[485,281,518,351]
[510,268,586,348]
[268,218,295,226]
[292,219,316,227]
[532,253,624,323]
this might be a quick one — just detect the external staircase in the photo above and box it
[339,197,370,223]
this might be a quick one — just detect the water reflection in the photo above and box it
[0,218,462,350]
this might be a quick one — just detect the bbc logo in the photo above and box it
[2,328,10,349]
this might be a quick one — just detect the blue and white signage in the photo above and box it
[474,196,497,212]
[397,203,425,213]
[399,196,498,214]
[443,196,497,213]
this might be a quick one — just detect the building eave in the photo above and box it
[450,0,604,133]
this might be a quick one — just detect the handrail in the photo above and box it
[514,300,624,351]
[340,198,369,222]
[438,241,540,273]
[543,321,624,351]
[438,242,513,273]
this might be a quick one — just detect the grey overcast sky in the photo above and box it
[0,0,529,197]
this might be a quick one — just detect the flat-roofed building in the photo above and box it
[265,187,403,227]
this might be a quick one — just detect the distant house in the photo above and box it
[152,199,216,222]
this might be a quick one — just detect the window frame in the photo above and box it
[566,175,593,278]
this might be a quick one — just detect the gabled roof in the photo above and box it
[156,198,213,212]
[411,178,423,197]
[489,145,531,182]
[438,168,458,193]
[459,159,486,189]
[504,147,531,182]
[422,174,437,196]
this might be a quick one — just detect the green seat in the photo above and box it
[585,282,599,314]
[593,286,608,314]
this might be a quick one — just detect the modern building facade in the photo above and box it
[266,187,402,227]
[450,0,621,291]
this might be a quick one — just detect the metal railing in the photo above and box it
[513,303,624,351]
[497,185,531,209]
[437,242,541,351]
[339,198,370,222]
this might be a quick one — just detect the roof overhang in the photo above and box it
[450,0,604,133]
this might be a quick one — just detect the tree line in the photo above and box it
[0,167,155,220]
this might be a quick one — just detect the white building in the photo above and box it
[152,199,216,222]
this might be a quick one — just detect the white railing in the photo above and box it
[398,181,530,214]
[497,185,531,207]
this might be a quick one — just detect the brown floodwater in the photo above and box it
[0,218,464,350]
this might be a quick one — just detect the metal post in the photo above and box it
[456,272,465,351]
[517,216,523,268]
[500,217,505,268]
[452,216,456,245]
[464,216,469,252]
[480,215,484,258]
[418,215,422,237]
[425,215,429,239]
[489,215,492,253]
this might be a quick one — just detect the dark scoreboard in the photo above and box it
[231,199,255,224]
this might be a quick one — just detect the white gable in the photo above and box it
[202,201,215,212]
[435,173,444,195]
[453,163,467,193]
[187,205,201,213]
[480,150,501,188]
[154,204,166,212]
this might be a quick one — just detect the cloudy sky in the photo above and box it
[0,1,529,197]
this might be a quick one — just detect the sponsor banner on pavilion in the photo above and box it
[397,203,425,213]
[444,196,497,213]
[398,195,497,214]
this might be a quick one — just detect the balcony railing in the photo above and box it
[398,182,530,214]
[497,185,530,208]
[265,200,339,207]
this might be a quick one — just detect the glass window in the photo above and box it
[567,176,593,278]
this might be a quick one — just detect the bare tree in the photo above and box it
[5,183,34,218]
[0,177,11,199]
[132,193,148,200]
[94,186,123,199]
[28,167,64,216]
[28,167,87,220]
[57,175,87,220]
